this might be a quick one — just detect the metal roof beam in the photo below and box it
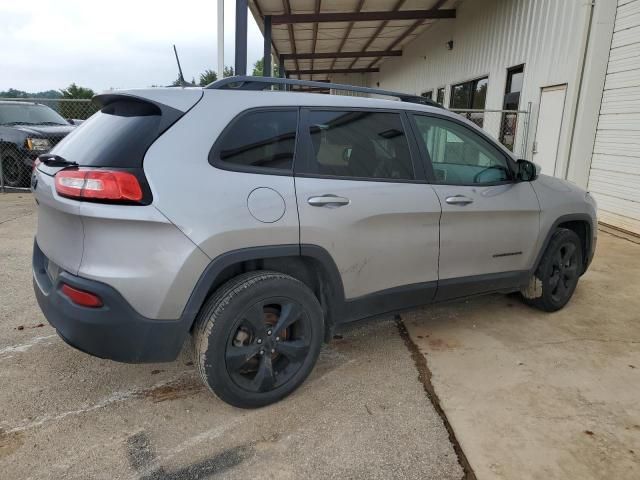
[271,9,456,24]
[282,50,402,60]
[288,68,379,74]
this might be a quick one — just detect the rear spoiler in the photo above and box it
[93,88,203,113]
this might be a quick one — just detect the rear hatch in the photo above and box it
[32,88,203,275]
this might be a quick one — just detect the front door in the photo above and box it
[532,84,567,177]
[409,113,540,301]
[294,108,441,315]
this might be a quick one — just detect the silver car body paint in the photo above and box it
[32,87,597,325]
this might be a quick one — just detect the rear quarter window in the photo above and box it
[209,109,298,173]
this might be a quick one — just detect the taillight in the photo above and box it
[55,169,143,203]
[61,283,103,308]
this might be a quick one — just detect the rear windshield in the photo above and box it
[50,100,164,168]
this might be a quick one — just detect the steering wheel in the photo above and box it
[473,165,509,183]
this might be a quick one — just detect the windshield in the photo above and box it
[0,103,68,125]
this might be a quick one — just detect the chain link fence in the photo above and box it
[0,98,97,191]
[451,106,532,159]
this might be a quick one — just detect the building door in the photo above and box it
[532,85,567,176]
[587,0,640,235]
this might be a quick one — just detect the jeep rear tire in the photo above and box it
[521,228,583,312]
[193,271,324,408]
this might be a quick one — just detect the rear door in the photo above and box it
[409,113,540,300]
[294,108,441,314]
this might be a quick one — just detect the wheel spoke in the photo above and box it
[564,263,578,277]
[242,302,266,333]
[225,344,260,371]
[273,302,302,335]
[251,354,275,392]
[554,276,567,298]
[275,339,309,364]
[562,243,576,263]
[549,270,561,289]
[553,251,563,268]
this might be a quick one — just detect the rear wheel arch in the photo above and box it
[184,244,345,340]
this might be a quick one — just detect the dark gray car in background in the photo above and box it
[0,101,76,187]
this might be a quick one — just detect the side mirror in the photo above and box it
[516,159,538,182]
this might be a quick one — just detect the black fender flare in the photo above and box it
[531,213,595,275]
[179,244,346,334]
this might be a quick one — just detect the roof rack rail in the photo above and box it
[205,76,442,108]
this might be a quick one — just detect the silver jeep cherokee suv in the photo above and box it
[32,77,597,408]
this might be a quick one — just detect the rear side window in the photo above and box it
[301,110,415,181]
[211,109,298,172]
[51,100,171,168]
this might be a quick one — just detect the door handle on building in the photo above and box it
[307,195,350,207]
[445,195,474,206]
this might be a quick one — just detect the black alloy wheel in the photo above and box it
[193,271,323,408]
[225,299,312,393]
[521,228,583,312]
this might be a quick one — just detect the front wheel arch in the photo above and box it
[532,215,593,276]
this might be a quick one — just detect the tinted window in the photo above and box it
[450,77,488,128]
[0,103,67,125]
[436,88,445,106]
[51,100,165,167]
[303,110,414,180]
[412,115,511,185]
[500,65,525,150]
[215,110,297,171]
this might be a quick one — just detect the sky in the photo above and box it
[0,0,265,92]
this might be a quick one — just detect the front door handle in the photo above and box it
[445,195,474,206]
[307,195,350,208]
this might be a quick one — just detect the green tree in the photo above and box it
[0,88,61,99]
[59,83,97,119]
[223,66,235,78]
[251,58,279,77]
[60,83,95,99]
[199,69,218,86]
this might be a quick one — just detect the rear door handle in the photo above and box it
[307,195,350,207]
[445,195,474,206]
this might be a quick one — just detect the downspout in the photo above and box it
[563,0,596,180]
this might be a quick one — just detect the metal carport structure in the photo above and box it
[230,0,457,85]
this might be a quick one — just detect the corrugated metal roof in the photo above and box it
[249,0,458,80]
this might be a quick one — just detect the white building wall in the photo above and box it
[587,0,640,235]
[334,0,593,178]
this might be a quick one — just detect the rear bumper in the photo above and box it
[32,240,188,363]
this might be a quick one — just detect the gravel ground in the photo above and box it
[0,193,463,480]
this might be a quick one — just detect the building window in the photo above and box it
[449,77,488,127]
[436,87,445,106]
[421,91,433,100]
[499,65,525,151]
